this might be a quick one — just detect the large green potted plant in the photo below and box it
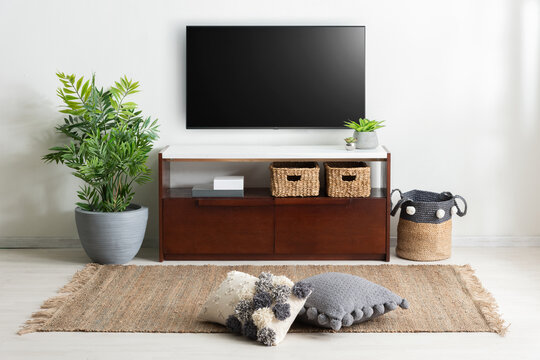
[43,73,159,264]
[344,118,385,149]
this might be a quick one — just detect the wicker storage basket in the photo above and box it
[325,162,371,197]
[391,189,467,261]
[270,162,320,197]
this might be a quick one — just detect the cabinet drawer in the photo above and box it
[163,198,274,255]
[275,199,387,255]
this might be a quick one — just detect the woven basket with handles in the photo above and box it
[325,162,370,197]
[270,162,320,197]
[391,189,467,261]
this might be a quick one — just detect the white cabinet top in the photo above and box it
[161,145,389,160]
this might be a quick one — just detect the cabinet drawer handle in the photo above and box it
[274,198,351,206]
[197,199,272,207]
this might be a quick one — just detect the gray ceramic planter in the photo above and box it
[75,204,148,264]
[353,131,379,149]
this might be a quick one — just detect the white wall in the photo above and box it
[1,0,539,247]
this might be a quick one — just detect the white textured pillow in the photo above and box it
[198,271,313,346]
[199,271,258,325]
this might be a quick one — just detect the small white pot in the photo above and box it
[353,131,379,149]
[345,143,355,151]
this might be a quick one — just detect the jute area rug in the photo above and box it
[19,264,507,335]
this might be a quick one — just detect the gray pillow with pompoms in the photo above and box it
[296,272,409,331]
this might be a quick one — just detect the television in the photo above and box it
[186,26,365,129]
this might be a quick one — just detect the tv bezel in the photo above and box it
[186,25,366,129]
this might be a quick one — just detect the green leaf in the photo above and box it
[76,76,83,91]
[122,102,137,109]
[344,118,385,132]
[81,79,90,97]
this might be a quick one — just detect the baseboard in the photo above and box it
[0,237,159,249]
[390,236,540,247]
[1,236,539,249]
[0,236,82,248]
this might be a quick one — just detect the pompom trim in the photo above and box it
[300,298,410,329]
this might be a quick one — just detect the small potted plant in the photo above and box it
[344,118,385,149]
[344,137,357,151]
[43,73,159,264]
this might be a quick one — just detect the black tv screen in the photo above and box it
[186,26,365,129]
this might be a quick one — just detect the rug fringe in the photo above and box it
[455,264,509,336]
[17,263,100,335]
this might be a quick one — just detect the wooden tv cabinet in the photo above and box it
[159,145,391,262]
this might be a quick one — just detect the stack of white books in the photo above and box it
[192,176,244,197]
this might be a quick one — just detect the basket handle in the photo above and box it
[341,175,356,182]
[442,191,467,217]
[286,175,302,182]
[390,189,412,216]
[453,195,467,216]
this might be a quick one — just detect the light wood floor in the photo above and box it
[1,247,539,359]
